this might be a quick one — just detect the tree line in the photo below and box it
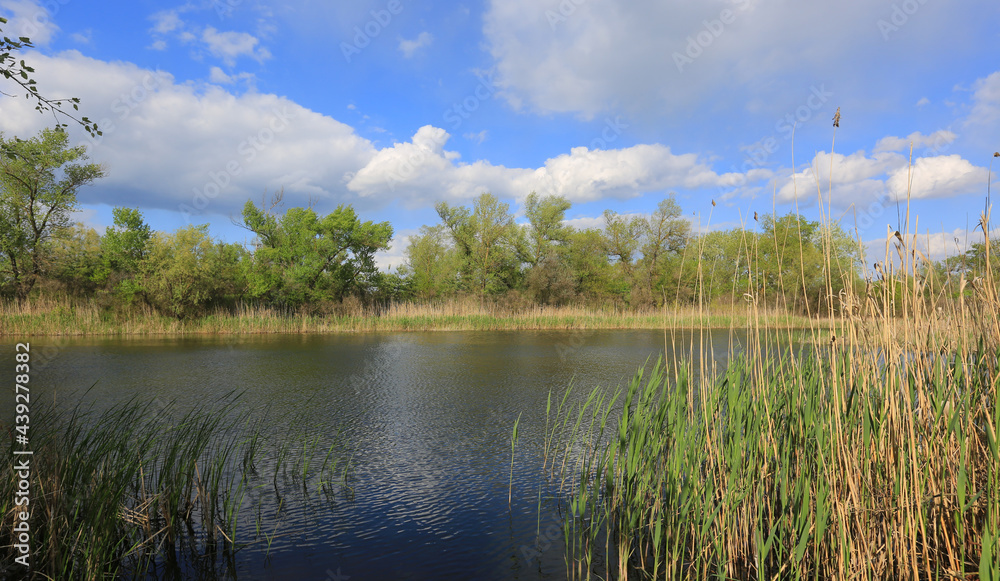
[11,126,987,320]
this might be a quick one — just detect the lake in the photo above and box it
[24,329,743,580]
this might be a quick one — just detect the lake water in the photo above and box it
[23,329,742,580]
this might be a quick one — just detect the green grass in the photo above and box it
[0,394,353,579]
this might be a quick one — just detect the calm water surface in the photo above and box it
[27,329,742,580]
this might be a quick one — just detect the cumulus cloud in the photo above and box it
[773,148,987,207]
[399,31,433,58]
[347,125,754,205]
[0,50,377,218]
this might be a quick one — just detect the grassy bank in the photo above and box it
[1,296,819,336]
[0,396,352,579]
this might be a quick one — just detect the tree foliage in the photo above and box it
[239,196,393,308]
[0,128,104,298]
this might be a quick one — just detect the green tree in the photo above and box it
[402,224,461,300]
[757,213,860,315]
[44,222,102,295]
[140,225,246,318]
[0,128,105,298]
[564,228,616,305]
[95,207,152,300]
[524,192,573,266]
[239,197,393,307]
[436,193,524,296]
[638,195,689,291]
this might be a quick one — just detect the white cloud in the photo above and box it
[916,97,930,107]
[0,0,58,45]
[149,10,182,35]
[464,130,488,144]
[864,227,1000,265]
[347,126,754,206]
[773,148,987,207]
[70,29,92,44]
[202,27,271,66]
[483,0,966,118]
[149,39,168,51]
[209,66,255,85]
[0,50,377,218]
[966,72,1000,131]
[885,155,987,200]
[374,228,418,271]
[398,31,433,58]
[874,130,956,154]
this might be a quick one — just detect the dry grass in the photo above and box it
[0,296,819,336]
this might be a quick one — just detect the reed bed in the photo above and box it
[0,395,353,579]
[0,297,817,336]
[538,199,1000,577]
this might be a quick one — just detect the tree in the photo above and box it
[638,194,689,297]
[756,213,860,315]
[0,128,105,298]
[602,209,643,277]
[564,228,617,304]
[436,193,524,296]
[43,222,102,295]
[402,224,461,300]
[238,196,393,307]
[0,17,99,136]
[95,207,152,300]
[140,225,246,319]
[524,192,572,266]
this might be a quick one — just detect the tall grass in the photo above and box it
[541,163,1000,578]
[0,395,353,579]
[1,296,817,337]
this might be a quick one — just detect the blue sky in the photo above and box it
[1,0,999,269]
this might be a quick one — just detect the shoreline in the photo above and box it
[2,300,826,336]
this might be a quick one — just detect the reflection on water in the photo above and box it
[29,329,741,580]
